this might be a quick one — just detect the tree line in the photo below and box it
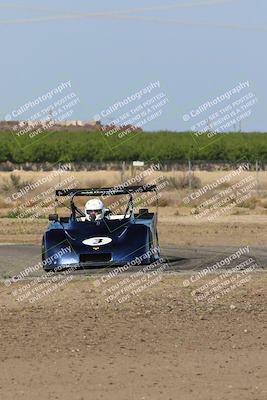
[0,131,266,163]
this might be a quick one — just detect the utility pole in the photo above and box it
[188,158,192,190]
[121,161,125,182]
[256,160,260,196]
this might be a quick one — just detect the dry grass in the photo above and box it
[260,199,267,209]
[238,197,258,209]
[1,170,267,218]
[1,169,267,191]
[0,196,10,209]
[166,174,201,190]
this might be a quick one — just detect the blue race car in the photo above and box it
[42,185,160,271]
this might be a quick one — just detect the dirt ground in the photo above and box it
[1,182,267,400]
[0,273,266,400]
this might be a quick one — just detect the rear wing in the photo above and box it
[55,185,157,197]
[54,185,159,221]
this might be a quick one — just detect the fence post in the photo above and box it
[256,160,260,196]
[188,159,192,190]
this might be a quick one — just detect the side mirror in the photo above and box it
[104,209,111,217]
[49,213,58,222]
[139,208,148,216]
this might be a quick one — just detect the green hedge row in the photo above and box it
[0,130,266,163]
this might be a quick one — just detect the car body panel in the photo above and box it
[42,213,160,270]
[42,186,160,271]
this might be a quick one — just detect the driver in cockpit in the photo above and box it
[84,198,107,221]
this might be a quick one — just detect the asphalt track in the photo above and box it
[0,243,266,280]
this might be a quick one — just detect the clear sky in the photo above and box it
[0,0,266,131]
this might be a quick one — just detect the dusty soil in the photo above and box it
[0,273,266,400]
[1,202,267,400]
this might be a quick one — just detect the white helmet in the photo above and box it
[84,198,105,221]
